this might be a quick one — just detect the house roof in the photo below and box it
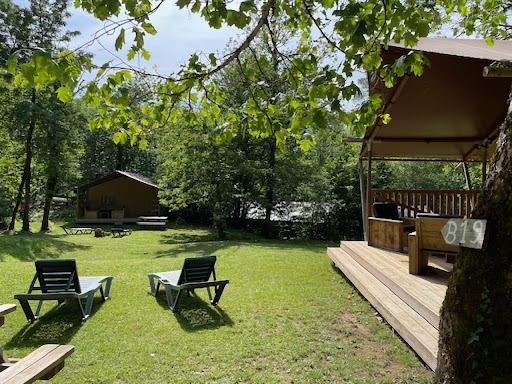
[77,171,161,190]
[388,37,512,61]
[359,38,512,161]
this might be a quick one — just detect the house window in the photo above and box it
[101,195,115,207]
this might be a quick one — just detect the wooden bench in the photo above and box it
[0,304,74,383]
[0,344,74,383]
[136,216,167,230]
[408,216,460,275]
[0,304,16,328]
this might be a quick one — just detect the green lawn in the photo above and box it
[0,223,433,383]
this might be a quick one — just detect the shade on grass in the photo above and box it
[0,224,433,383]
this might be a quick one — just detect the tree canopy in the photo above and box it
[11,0,510,147]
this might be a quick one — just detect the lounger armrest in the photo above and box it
[14,292,81,301]
[173,279,230,291]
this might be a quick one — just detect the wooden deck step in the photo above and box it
[340,241,446,329]
[327,247,438,371]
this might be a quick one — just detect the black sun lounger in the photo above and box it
[148,256,229,312]
[14,259,113,323]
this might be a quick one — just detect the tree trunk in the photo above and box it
[41,174,57,231]
[22,88,36,232]
[262,136,276,238]
[9,88,36,232]
[22,157,31,232]
[435,94,512,383]
[41,196,51,232]
[8,172,26,231]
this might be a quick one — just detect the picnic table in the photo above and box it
[136,216,168,230]
[0,304,74,383]
[0,304,17,364]
[61,226,95,235]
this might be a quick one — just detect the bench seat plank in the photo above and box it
[0,344,74,384]
[136,221,166,226]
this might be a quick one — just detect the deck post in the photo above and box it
[366,142,373,238]
[482,147,488,187]
[358,159,367,241]
[462,162,473,190]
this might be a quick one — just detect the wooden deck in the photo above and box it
[327,241,451,371]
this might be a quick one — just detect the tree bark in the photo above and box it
[8,172,26,231]
[436,92,512,383]
[262,136,276,238]
[41,174,57,231]
[9,87,36,232]
[22,87,36,232]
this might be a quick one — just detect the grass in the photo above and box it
[0,222,434,383]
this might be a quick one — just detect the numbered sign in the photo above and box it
[441,219,487,249]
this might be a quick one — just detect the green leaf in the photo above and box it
[191,0,201,12]
[209,53,217,66]
[239,0,255,12]
[113,132,122,144]
[300,139,311,151]
[7,53,18,74]
[141,48,151,60]
[176,0,191,9]
[56,85,73,102]
[141,22,157,35]
[115,28,125,51]
[139,138,148,150]
[127,48,136,61]
[113,131,128,144]
[134,29,144,48]
[319,0,335,8]
[211,14,222,29]
[351,20,367,46]
[313,109,328,128]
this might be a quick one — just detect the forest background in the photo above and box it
[0,0,481,241]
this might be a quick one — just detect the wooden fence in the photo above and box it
[371,189,481,218]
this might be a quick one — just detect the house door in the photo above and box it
[150,200,160,215]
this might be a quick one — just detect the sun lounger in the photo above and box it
[61,226,94,235]
[111,223,132,237]
[14,259,113,323]
[148,256,229,312]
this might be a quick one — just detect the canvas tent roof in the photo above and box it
[77,171,161,190]
[359,38,512,161]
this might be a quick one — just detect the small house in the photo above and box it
[76,171,163,223]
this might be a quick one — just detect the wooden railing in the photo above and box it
[371,189,481,218]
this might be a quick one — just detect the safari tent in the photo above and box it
[329,38,512,371]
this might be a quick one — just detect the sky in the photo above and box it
[16,0,242,78]
[70,2,242,77]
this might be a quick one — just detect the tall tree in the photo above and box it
[34,94,86,231]
[0,78,24,228]
[3,0,86,231]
